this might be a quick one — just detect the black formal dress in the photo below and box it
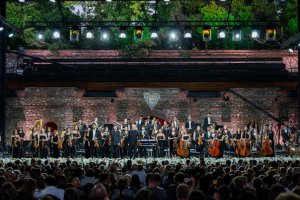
[110,130,120,158]
[52,135,59,158]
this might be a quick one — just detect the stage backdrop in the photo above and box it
[5,87,298,142]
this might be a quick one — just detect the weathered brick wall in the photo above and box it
[5,87,298,142]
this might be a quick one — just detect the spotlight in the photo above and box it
[251,29,260,39]
[232,28,241,41]
[169,29,178,42]
[85,27,94,39]
[184,28,192,39]
[0,26,3,32]
[266,27,276,41]
[134,26,144,39]
[288,48,294,53]
[106,0,112,2]
[202,25,211,41]
[70,26,80,42]
[7,29,14,38]
[119,30,126,39]
[100,28,110,41]
[218,28,226,39]
[19,0,25,2]
[150,27,158,39]
[52,29,60,39]
[49,0,56,2]
[37,30,44,41]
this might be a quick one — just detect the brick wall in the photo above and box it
[5,87,298,143]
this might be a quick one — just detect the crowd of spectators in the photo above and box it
[0,158,300,200]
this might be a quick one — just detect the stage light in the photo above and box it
[0,26,3,32]
[52,29,60,39]
[70,26,80,42]
[218,28,226,39]
[49,0,56,2]
[106,0,112,2]
[37,30,44,41]
[288,48,294,53]
[19,0,25,2]
[251,29,260,39]
[7,28,14,38]
[266,27,276,41]
[85,27,94,39]
[100,28,110,41]
[134,27,144,39]
[119,30,126,39]
[184,28,192,39]
[150,27,158,39]
[232,28,241,41]
[169,29,178,42]
[202,26,211,41]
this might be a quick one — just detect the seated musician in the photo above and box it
[156,128,166,157]
[179,128,191,157]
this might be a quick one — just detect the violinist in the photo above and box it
[156,128,166,157]
[110,125,121,158]
[89,123,100,157]
[120,127,129,158]
[193,126,203,154]
[72,125,81,152]
[171,116,180,132]
[46,127,53,157]
[11,129,20,158]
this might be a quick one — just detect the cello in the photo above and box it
[208,132,220,157]
[239,131,251,157]
[261,132,273,156]
[177,134,190,157]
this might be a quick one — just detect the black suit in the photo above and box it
[203,117,213,131]
[110,130,120,158]
[128,130,140,158]
[137,119,144,130]
[185,120,195,131]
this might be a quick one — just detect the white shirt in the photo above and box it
[93,129,96,140]
[208,117,211,125]
[35,186,64,200]
[189,121,192,129]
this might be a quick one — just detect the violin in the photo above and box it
[94,138,100,148]
[198,136,203,145]
[57,141,63,149]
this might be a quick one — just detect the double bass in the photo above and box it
[177,135,191,157]
[208,138,220,157]
[261,132,273,156]
[239,131,251,157]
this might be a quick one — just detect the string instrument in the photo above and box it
[94,138,100,148]
[57,141,63,149]
[12,136,17,148]
[198,136,203,145]
[208,139,220,157]
[34,139,39,149]
[119,138,125,148]
[232,139,241,156]
[239,139,251,157]
[261,137,273,156]
[67,136,72,147]
[177,136,190,157]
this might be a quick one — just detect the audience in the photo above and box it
[0,158,300,200]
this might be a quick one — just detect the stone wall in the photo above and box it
[5,87,298,142]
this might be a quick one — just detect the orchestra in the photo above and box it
[7,115,300,159]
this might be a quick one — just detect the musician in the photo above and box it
[266,125,275,157]
[17,127,25,158]
[168,127,177,157]
[120,127,129,158]
[89,123,100,157]
[178,129,191,158]
[193,126,203,154]
[223,125,232,151]
[92,117,99,128]
[217,128,226,158]
[46,127,53,157]
[31,127,39,157]
[203,113,213,131]
[122,118,131,130]
[171,116,180,131]
[145,116,151,125]
[156,128,166,157]
[140,126,149,139]
[72,125,81,152]
[78,119,87,148]
[282,125,290,145]
[153,117,161,129]
[51,130,60,158]
[110,125,121,158]
[64,128,73,158]
[84,127,91,158]
[152,126,159,139]
[137,116,144,130]
[39,128,49,158]
[185,115,195,132]
[101,126,110,157]
[145,121,153,137]
[12,129,21,158]
[128,124,140,159]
